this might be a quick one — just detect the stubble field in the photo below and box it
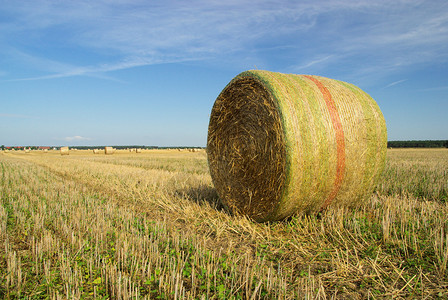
[1,148,447,299]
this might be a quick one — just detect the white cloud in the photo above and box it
[64,136,91,142]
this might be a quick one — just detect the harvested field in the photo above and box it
[0,148,447,299]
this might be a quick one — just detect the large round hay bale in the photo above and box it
[105,146,115,155]
[207,70,387,222]
[60,146,69,156]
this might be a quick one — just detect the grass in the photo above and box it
[1,148,447,299]
[378,148,448,202]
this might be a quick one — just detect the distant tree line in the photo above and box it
[69,146,206,150]
[388,140,448,148]
[71,145,158,150]
[1,145,206,150]
[1,145,40,150]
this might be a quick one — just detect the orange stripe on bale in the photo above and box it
[304,75,346,209]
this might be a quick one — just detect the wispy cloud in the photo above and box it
[5,55,208,82]
[294,55,335,71]
[1,0,447,81]
[384,79,408,89]
[64,136,91,142]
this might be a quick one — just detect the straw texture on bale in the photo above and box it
[60,146,69,156]
[105,146,115,155]
[207,70,387,222]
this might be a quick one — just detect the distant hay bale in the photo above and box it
[4,150,9,153]
[43,149,48,153]
[60,146,69,156]
[207,70,387,222]
[24,149,30,153]
[136,148,142,153]
[105,146,115,155]
[93,149,100,154]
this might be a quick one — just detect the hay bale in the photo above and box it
[136,148,142,153]
[93,149,100,154]
[105,146,115,155]
[24,148,30,153]
[60,146,69,156]
[207,70,387,222]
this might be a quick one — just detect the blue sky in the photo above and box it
[1,0,447,147]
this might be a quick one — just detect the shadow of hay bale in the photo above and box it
[176,185,230,214]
